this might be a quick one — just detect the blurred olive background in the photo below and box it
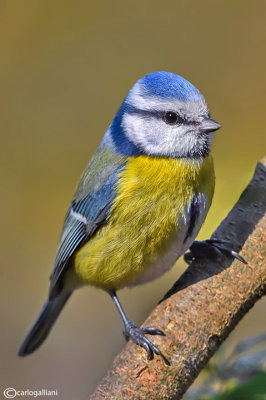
[0,1,265,399]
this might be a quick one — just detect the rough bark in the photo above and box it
[90,157,266,400]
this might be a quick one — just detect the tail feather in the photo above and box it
[18,291,72,357]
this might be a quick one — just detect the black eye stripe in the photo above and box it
[126,106,200,126]
[127,107,177,120]
[127,107,161,119]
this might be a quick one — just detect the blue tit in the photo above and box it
[19,71,221,364]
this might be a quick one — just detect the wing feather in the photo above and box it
[49,146,126,297]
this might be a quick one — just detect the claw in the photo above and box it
[123,321,170,365]
[186,239,247,265]
[141,327,166,336]
[143,336,171,366]
[231,251,247,264]
[158,352,171,366]
[141,340,154,360]
[211,244,247,264]
[151,344,171,365]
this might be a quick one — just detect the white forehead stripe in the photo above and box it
[126,82,208,117]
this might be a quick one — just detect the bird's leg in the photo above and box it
[184,238,247,264]
[108,290,170,365]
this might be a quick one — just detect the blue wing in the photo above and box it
[49,144,126,298]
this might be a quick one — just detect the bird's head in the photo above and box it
[108,71,221,158]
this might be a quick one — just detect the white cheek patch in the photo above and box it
[121,112,209,158]
[121,113,172,154]
[121,113,147,150]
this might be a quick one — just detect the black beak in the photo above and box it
[201,117,221,133]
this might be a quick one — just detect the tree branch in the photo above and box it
[89,157,266,400]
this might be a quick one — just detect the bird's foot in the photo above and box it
[123,321,170,365]
[184,238,247,264]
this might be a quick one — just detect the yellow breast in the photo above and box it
[74,154,215,290]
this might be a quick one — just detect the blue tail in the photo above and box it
[18,291,72,356]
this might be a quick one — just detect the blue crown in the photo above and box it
[140,71,203,102]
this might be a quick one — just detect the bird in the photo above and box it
[18,71,224,364]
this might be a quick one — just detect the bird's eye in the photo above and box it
[163,111,180,125]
